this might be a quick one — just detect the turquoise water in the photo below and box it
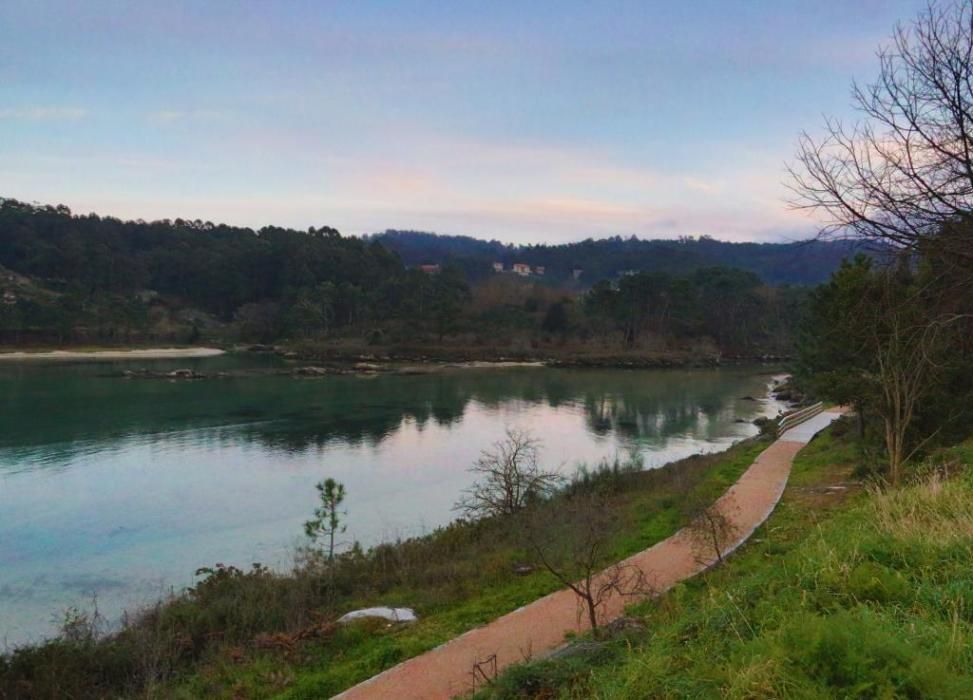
[0,357,783,647]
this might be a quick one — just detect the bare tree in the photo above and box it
[790,2,973,482]
[524,493,653,635]
[859,272,965,484]
[454,429,562,520]
[789,1,973,275]
[683,493,739,566]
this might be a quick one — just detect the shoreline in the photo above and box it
[0,376,786,650]
[270,345,789,372]
[0,434,777,655]
[0,347,226,361]
[336,410,843,699]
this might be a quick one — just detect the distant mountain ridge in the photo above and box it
[365,230,866,286]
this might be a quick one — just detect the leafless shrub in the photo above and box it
[684,493,740,566]
[471,653,498,691]
[454,428,562,520]
[524,493,654,635]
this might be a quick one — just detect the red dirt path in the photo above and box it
[334,411,843,699]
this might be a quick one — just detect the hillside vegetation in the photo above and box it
[367,230,866,286]
[0,439,771,699]
[478,425,973,699]
[0,198,816,356]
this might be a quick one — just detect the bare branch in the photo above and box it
[454,428,562,520]
[789,1,973,269]
[523,493,655,636]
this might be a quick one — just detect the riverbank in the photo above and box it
[108,358,547,381]
[334,410,843,699]
[277,343,790,370]
[0,337,788,373]
[0,437,775,699]
[477,429,973,699]
[0,347,225,361]
[255,341,790,376]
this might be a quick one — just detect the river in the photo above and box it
[0,355,784,647]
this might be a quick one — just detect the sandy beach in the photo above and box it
[0,347,226,361]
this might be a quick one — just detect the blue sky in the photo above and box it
[0,0,927,243]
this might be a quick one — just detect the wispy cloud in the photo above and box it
[147,109,226,125]
[0,107,87,121]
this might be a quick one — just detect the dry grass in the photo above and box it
[868,470,973,545]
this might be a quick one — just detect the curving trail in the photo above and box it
[335,410,844,700]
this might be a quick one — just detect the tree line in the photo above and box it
[792,0,973,484]
[0,198,470,344]
[368,229,866,286]
[0,197,808,355]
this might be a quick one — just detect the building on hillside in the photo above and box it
[418,264,441,274]
[1,290,16,305]
[512,263,531,276]
[618,269,638,277]
[571,267,584,280]
[492,262,504,272]
[534,266,545,275]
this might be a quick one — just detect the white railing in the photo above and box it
[777,401,824,436]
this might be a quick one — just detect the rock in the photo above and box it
[604,616,646,637]
[337,607,417,624]
[293,366,329,377]
[353,362,382,371]
[548,640,605,660]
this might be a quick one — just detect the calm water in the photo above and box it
[0,356,783,647]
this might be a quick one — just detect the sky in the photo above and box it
[0,0,929,244]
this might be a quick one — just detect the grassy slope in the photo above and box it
[169,442,769,700]
[479,423,973,699]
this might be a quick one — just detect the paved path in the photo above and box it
[335,411,844,700]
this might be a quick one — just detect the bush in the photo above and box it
[775,611,970,698]
[846,562,910,604]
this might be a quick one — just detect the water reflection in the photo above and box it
[0,358,782,647]
[0,361,780,464]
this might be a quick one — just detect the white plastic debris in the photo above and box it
[337,607,418,624]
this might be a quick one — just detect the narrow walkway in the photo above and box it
[336,411,844,700]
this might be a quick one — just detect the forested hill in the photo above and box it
[0,198,406,319]
[366,230,863,286]
[0,198,468,344]
[0,197,831,351]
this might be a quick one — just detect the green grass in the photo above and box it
[477,422,973,699]
[0,435,773,700]
[172,440,771,700]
